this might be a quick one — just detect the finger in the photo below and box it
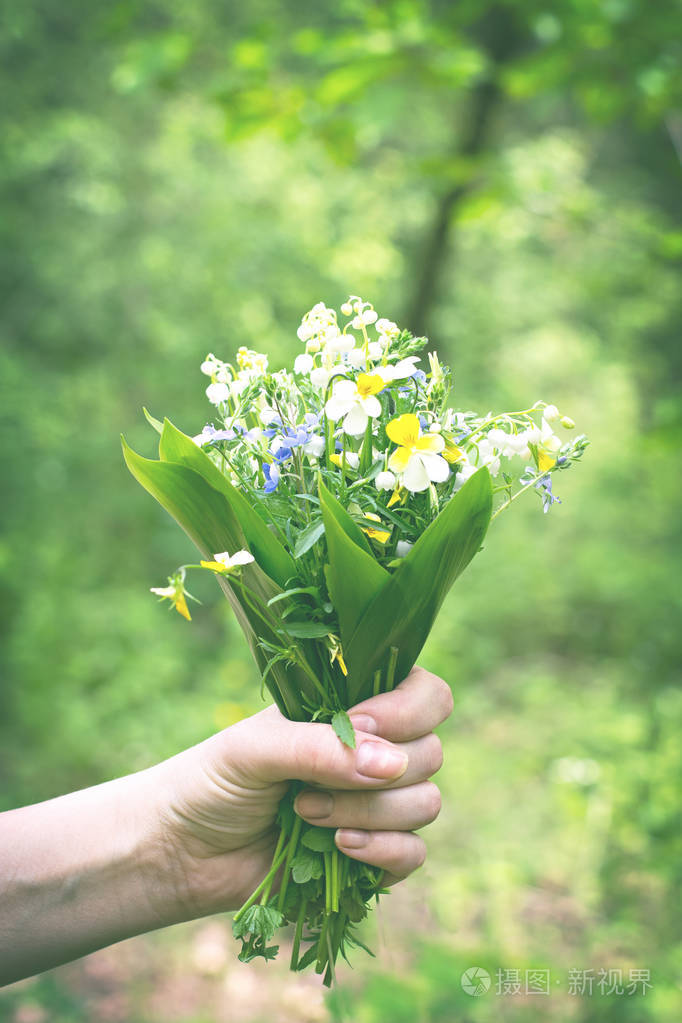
[294,780,441,832]
[334,829,426,881]
[222,708,444,791]
[223,706,410,788]
[347,666,453,743]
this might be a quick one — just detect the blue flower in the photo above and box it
[261,413,283,439]
[535,473,562,514]
[263,461,280,493]
[192,423,237,446]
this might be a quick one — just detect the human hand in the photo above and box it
[153,666,453,918]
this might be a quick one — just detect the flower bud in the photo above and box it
[561,415,575,429]
[544,404,560,422]
[376,470,396,491]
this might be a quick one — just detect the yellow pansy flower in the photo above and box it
[387,414,450,493]
[200,550,255,574]
[325,373,385,436]
[150,574,192,621]
[360,512,391,544]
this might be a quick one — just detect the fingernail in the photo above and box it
[336,828,369,849]
[348,713,378,735]
[295,791,333,819]
[356,741,408,780]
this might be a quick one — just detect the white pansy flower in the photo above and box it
[325,373,384,436]
[206,381,230,405]
[375,470,396,491]
[294,353,314,374]
[201,550,255,574]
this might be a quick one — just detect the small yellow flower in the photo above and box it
[387,413,450,493]
[327,636,348,676]
[150,575,192,621]
[442,442,464,464]
[200,550,255,574]
[361,512,391,544]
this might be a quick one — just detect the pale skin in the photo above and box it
[0,667,452,987]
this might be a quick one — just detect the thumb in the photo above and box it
[225,706,409,789]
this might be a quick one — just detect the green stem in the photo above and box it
[260,827,287,905]
[385,646,399,691]
[277,813,302,911]
[491,473,542,521]
[372,668,381,697]
[316,913,330,974]
[233,841,290,923]
[290,897,307,970]
[324,851,332,915]
[331,848,340,913]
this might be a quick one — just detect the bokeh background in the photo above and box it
[1,1,681,1020]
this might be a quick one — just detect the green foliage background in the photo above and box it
[1,1,680,1019]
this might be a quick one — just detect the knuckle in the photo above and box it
[425,733,443,775]
[437,678,454,719]
[412,836,427,870]
[422,782,442,824]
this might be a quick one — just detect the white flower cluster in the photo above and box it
[189,297,585,540]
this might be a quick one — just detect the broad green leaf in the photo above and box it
[122,435,246,559]
[343,468,493,703]
[318,479,388,652]
[332,709,356,749]
[158,419,297,590]
[318,478,374,556]
[122,436,312,719]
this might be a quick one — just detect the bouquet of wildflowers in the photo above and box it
[123,296,587,984]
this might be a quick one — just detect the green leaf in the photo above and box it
[318,478,388,653]
[291,848,323,884]
[318,477,374,555]
[343,468,493,703]
[279,621,332,638]
[122,435,246,560]
[158,419,297,590]
[122,436,311,720]
[143,407,163,434]
[332,709,356,749]
[301,826,336,852]
[293,518,325,558]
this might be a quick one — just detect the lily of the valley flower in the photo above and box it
[200,550,255,574]
[150,572,193,621]
[387,413,450,492]
[325,373,384,436]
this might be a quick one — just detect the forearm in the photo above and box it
[0,765,183,986]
